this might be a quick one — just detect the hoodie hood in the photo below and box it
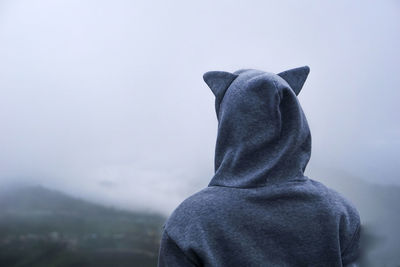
[203,66,311,188]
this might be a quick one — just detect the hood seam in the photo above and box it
[208,175,309,189]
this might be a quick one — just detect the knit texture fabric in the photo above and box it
[158,67,361,267]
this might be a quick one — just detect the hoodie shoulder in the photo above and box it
[164,187,218,235]
[309,179,360,217]
[311,179,359,216]
[161,187,223,260]
[309,179,361,263]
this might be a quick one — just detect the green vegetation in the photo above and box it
[0,186,166,267]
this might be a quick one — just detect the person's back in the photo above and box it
[158,67,361,267]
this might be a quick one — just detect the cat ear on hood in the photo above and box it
[278,66,310,95]
[203,71,238,114]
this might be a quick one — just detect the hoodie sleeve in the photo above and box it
[341,222,361,265]
[157,229,199,267]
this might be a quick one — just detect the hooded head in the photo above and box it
[203,66,311,188]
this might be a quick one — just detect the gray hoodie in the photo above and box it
[158,67,361,267]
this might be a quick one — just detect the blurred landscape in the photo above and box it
[0,186,165,267]
[1,171,400,267]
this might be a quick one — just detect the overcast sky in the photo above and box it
[0,0,399,214]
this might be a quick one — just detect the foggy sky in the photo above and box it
[0,0,399,214]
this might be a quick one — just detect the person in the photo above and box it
[157,66,361,267]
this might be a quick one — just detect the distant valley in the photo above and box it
[0,186,166,267]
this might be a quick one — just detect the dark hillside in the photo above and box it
[0,186,166,267]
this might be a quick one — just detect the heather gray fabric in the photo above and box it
[158,67,361,267]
